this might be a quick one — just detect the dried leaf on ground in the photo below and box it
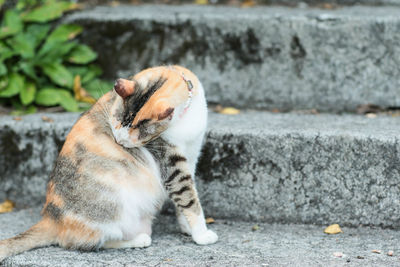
[241,0,255,7]
[372,249,381,254]
[164,258,173,262]
[73,75,96,104]
[109,1,120,6]
[206,217,215,224]
[213,104,223,112]
[42,116,54,123]
[387,251,394,256]
[0,199,15,213]
[321,3,335,9]
[219,107,240,115]
[324,224,342,234]
[13,116,22,121]
[251,224,259,231]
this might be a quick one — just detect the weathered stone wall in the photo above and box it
[65,6,400,112]
[2,112,400,227]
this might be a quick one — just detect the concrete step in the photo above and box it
[1,207,400,266]
[262,0,400,5]
[1,111,400,228]
[65,5,400,112]
[77,0,400,8]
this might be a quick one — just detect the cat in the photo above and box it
[0,65,218,262]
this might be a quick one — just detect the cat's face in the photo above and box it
[110,78,175,148]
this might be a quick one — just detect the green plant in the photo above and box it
[0,0,111,114]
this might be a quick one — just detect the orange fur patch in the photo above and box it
[132,66,197,124]
[44,181,64,207]
[57,216,101,247]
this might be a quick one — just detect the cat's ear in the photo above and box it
[158,107,174,121]
[114,78,135,99]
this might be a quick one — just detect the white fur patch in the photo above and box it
[131,233,152,248]
[112,126,135,148]
[190,211,218,245]
[162,81,208,175]
[92,148,166,243]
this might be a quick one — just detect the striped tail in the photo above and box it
[0,219,56,262]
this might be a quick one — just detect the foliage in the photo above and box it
[0,0,111,114]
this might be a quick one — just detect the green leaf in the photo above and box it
[82,65,102,84]
[22,2,74,22]
[26,24,51,49]
[7,32,36,59]
[0,0,5,9]
[0,62,6,76]
[85,79,112,99]
[20,82,36,105]
[25,105,37,114]
[0,41,15,61]
[41,63,74,88]
[0,10,23,39]
[0,73,24,97]
[35,88,61,106]
[59,90,78,111]
[19,61,38,81]
[39,24,82,57]
[67,44,97,64]
[10,105,37,115]
[38,41,77,65]
[68,65,102,85]
[47,24,82,43]
[16,0,41,10]
[35,88,77,111]
[0,75,8,89]
[68,66,88,77]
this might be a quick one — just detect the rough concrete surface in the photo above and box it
[65,5,400,112]
[267,0,400,6]
[198,111,400,228]
[1,112,400,228]
[1,207,400,267]
[0,113,79,209]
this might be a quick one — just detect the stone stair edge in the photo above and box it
[66,4,400,19]
[2,111,399,140]
[2,111,400,227]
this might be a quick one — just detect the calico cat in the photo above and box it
[0,65,218,262]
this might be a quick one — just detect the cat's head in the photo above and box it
[109,67,193,148]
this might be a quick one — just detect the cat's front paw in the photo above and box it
[192,229,218,245]
[132,233,152,248]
